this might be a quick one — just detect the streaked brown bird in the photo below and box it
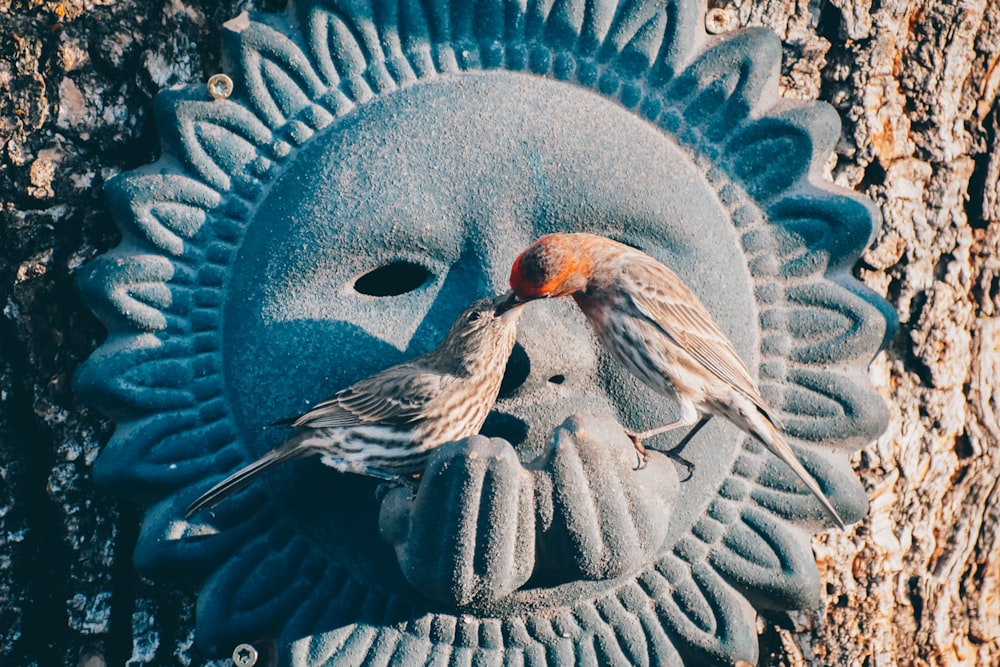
[505,232,846,529]
[186,294,523,517]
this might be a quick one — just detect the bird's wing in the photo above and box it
[290,362,448,429]
[619,257,767,405]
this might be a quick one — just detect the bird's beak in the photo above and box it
[493,290,524,319]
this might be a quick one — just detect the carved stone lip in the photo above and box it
[74,0,894,664]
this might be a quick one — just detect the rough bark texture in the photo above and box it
[726,0,1000,665]
[0,0,997,665]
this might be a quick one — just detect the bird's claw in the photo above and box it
[374,474,419,502]
[625,430,650,471]
[665,448,695,482]
[633,449,650,470]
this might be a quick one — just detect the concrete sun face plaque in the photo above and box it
[76,0,894,664]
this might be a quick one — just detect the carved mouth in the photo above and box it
[479,411,529,447]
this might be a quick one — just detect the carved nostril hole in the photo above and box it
[497,343,530,398]
[548,374,565,385]
[354,261,431,296]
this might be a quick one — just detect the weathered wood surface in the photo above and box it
[0,0,996,664]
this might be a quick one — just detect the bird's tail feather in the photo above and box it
[185,440,309,518]
[748,412,847,530]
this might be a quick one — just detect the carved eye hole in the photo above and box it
[354,261,431,296]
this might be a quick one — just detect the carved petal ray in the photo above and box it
[76,335,196,415]
[768,191,881,272]
[157,90,274,192]
[745,449,869,525]
[782,367,890,446]
[728,120,815,203]
[278,558,382,650]
[610,0,696,85]
[709,507,820,610]
[134,494,275,575]
[76,254,179,332]
[303,5,371,90]
[615,580,686,666]
[224,16,327,129]
[667,28,781,142]
[784,281,888,364]
[197,528,349,650]
[105,173,220,256]
[645,554,758,665]
[591,594,653,665]
[94,411,234,488]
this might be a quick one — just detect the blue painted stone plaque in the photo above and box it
[75,0,894,664]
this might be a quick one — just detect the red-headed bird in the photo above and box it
[505,233,845,529]
[186,294,523,517]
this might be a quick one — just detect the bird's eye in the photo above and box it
[467,311,483,322]
[354,261,431,296]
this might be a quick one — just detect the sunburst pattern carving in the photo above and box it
[76,1,892,664]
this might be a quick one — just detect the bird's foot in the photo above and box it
[625,430,651,471]
[374,474,419,502]
[665,445,695,482]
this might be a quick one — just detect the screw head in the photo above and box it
[705,7,738,34]
[208,73,234,100]
[232,643,258,666]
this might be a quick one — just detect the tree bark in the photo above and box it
[1,0,997,664]
[727,0,1000,665]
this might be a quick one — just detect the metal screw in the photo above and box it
[232,643,258,667]
[705,7,738,34]
[208,73,234,100]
